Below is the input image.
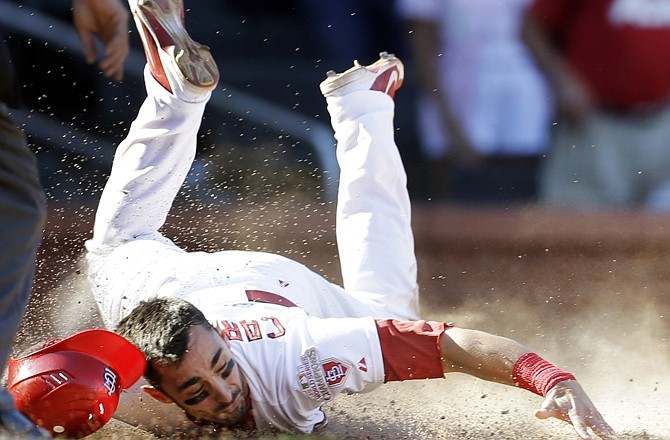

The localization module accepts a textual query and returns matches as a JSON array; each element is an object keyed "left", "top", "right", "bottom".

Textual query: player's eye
[
  {"left": 220, "top": 359, "right": 236, "bottom": 379},
  {"left": 184, "top": 387, "right": 209, "bottom": 406},
  {"left": 215, "top": 358, "right": 236, "bottom": 379}
]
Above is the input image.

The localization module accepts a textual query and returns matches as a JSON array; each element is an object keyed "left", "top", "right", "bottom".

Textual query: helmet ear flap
[{"left": 141, "top": 384, "right": 173, "bottom": 403}]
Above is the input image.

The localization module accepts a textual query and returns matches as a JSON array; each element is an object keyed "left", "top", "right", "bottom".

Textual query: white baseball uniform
[{"left": 85, "top": 69, "right": 440, "bottom": 433}]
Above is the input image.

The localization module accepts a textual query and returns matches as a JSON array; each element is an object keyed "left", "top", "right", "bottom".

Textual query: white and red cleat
[
  {"left": 129, "top": 0, "right": 219, "bottom": 96},
  {"left": 319, "top": 52, "right": 404, "bottom": 99}
]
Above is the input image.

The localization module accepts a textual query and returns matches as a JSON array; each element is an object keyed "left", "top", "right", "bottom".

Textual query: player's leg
[
  {"left": 85, "top": 0, "right": 219, "bottom": 326},
  {"left": 320, "top": 54, "right": 419, "bottom": 320},
  {"left": 89, "top": 0, "right": 218, "bottom": 249}
]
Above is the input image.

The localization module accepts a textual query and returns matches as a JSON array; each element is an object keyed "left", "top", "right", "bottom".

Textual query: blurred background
[
  {"left": 1, "top": 0, "right": 548, "bottom": 207},
  {"left": 1, "top": 0, "right": 419, "bottom": 206}
]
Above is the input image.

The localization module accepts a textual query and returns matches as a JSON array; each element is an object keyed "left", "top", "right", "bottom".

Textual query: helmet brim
[{"left": 13, "top": 329, "right": 146, "bottom": 390}]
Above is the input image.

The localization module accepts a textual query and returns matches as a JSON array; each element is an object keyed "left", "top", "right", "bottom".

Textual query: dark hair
[{"left": 116, "top": 297, "right": 212, "bottom": 386}]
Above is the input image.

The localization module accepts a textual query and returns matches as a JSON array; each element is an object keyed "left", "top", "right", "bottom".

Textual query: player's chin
[{"left": 209, "top": 400, "right": 248, "bottom": 427}]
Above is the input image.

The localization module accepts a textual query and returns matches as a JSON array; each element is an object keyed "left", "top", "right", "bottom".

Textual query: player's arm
[
  {"left": 440, "top": 327, "right": 617, "bottom": 439},
  {"left": 72, "top": 0, "right": 130, "bottom": 81},
  {"left": 440, "top": 326, "right": 526, "bottom": 383}
]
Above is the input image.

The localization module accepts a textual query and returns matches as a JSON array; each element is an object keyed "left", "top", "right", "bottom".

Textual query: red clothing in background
[{"left": 528, "top": 0, "right": 670, "bottom": 111}]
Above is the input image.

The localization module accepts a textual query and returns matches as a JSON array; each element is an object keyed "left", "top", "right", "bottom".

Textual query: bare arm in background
[
  {"left": 520, "top": 12, "right": 593, "bottom": 127},
  {"left": 405, "top": 18, "right": 481, "bottom": 166},
  {"left": 72, "top": 0, "right": 130, "bottom": 81}
]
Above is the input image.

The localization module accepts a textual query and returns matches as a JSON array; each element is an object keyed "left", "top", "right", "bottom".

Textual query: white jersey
[
  {"left": 205, "top": 301, "right": 384, "bottom": 432},
  {"left": 86, "top": 68, "right": 418, "bottom": 433}
]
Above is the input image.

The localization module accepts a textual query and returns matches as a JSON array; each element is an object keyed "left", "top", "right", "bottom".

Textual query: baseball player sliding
[{"left": 9, "top": 0, "right": 617, "bottom": 438}]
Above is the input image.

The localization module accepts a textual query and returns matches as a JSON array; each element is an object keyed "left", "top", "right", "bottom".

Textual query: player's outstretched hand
[
  {"left": 535, "top": 380, "right": 618, "bottom": 439},
  {"left": 72, "top": 0, "right": 129, "bottom": 81}
]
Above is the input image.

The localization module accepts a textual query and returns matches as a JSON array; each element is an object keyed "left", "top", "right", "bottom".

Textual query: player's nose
[{"left": 211, "top": 380, "right": 235, "bottom": 404}]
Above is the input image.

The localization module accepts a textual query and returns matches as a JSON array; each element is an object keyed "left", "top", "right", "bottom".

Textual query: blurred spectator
[
  {"left": 523, "top": 0, "right": 670, "bottom": 211},
  {"left": 296, "top": 0, "right": 406, "bottom": 68},
  {"left": 296, "top": 0, "right": 428, "bottom": 197},
  {"left": 396, "top": 0, "right": 552, "bottom": 203}
]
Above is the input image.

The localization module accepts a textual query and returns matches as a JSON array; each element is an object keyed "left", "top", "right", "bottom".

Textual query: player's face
[{"left": 153, "top": 324, "right": 250, "bottom": 427}]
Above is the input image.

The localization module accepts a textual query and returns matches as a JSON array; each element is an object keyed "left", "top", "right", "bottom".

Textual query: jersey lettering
[
  {"left": 217, "top": 320, "right": 243, "bottom": 341},
  {"left": 215, "top": 317, "right": 285, "bottom": 342},
  {"left": 262, "top": 316, "right": 286, "bottom": 338},
  {"left": 240, "top": 320, "right": 262, "bottom": 341}
]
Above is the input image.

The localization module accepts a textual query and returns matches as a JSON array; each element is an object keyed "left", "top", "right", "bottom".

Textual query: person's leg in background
[{"left": 0, "top": 103, "right": 48, "bottom": 437}]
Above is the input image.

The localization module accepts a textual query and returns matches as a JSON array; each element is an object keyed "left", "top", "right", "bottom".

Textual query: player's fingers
[
  {"left": 534, "top": 408, "right": 568, "bottom": 423},
  {"left": 78, "top": 31, "right": 97, "bottom": 64},
  {"left": 568, "top": 411, "right": 592, "bottom": 439},
  {"left": 533, "top": 408, "right": 550, "bottom": 420},
  {"left": 100, "top": 36, "right": 129, "bottom": 81},
  {"left": 99, "top": 51, "right": 125, "bottom": 80},
  {"left": 579, "top": 406, "right": 618, "bottom": 439},
  {"left": 100, "top": 61, "right": 123, "bottom": 82},
  {"left": 594, "top": 429, "right": 619, "bottom": 440},
  {"left": 590, "top": 418, "right": 618, "bottom": 439},
  {"left": 534, "top": 399, "right": 570, "bottom": 423}
]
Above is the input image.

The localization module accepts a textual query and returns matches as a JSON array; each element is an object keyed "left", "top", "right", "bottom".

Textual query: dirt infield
[{"left": 13, "top": 203, "right": 670, "bottom": 439}]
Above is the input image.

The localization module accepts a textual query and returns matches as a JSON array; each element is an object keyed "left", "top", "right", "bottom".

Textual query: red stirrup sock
[{"left": 512, "top": 352, "right": 576, "bottom": 396}]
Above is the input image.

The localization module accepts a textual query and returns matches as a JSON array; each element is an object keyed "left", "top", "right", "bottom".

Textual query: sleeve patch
[
  {"left": 297, "top": 347, "right": 332, "bottom": 402},
  {"left": 321, "top": 358, "right": 351, "bottom": 387}
]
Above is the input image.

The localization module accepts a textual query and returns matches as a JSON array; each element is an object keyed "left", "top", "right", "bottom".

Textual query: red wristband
[{"left": 512, "top": 352, "right": 576, "bottom": 396}]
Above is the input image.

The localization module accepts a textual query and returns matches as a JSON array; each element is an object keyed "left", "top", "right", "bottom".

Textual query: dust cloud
[{"left": 11, "top": 207, "right": 670, "bottom": 440}]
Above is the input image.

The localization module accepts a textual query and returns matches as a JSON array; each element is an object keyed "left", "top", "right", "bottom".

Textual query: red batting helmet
[{"left": 7, "top": 329, "right": 146, "bottom": 439}]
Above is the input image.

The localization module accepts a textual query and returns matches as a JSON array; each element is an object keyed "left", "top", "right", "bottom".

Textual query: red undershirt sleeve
[{"left": 375, "top": 319, "right": 450, "bottom": 383}]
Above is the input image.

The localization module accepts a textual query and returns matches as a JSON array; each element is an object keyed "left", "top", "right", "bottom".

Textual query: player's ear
[{"left": 141, "top": 385, "right": 174, "bottom": 404}]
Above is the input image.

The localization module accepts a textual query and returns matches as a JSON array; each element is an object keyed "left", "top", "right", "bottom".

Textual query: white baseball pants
[{"left": 86, "top": 68, "right": 419, "bottom": 327}]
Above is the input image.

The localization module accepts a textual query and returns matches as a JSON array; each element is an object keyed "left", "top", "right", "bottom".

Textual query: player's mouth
[{"left": 215, "top": 389, "right": 243, "bottom": 415}]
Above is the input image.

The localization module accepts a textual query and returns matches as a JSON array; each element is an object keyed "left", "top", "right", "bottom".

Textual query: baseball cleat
[
  {"left": 129, "top": 0, "right": 219, "bottom": 95},
  {"left": 319, "top": 52, "right": 404, "bottom": 99}
]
